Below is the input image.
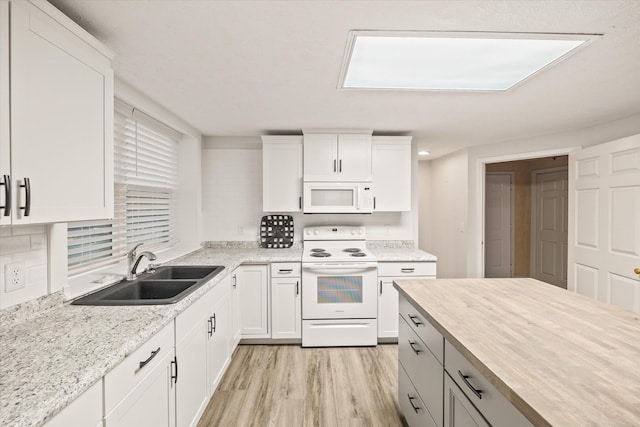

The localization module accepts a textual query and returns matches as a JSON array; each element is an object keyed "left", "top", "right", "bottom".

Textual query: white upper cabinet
[
  {"left": 372, "top": 136, "right": 412, "bottom": 211},
  {"left": 262, "top": 136, "right": 303, "bottom": 212},
  {"left": 0, "top": 1, "right": 113, "bottom": 225},
  {"left": 303, "top": 132, "right": 372, "bottom": 182}
]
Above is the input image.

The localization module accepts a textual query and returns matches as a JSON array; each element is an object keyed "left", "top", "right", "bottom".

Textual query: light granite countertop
[
  {"left": 0, "top": 242, "right": 435, "bottom": 427},
  {"left": 394, "top": 278, "right": 640, "bottom": 427}
]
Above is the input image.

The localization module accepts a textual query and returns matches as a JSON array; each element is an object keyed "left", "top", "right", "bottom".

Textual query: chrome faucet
[{"left": 126, "top": 243, "right": 157, "bottom": 280}]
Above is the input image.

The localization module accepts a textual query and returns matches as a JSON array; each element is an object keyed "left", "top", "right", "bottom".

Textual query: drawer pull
[
  {"left": 408, "top": 314, "right": 423, "bottom": 327},
  {"left": 0, "top": 175, "right": 10, "bottom": 216},
  {"left": 407, "top": 394, "right": 421, "bottom": 413},
  {"left": 136, "top": 347, "right": 160, "bottom": 373},
  {"left": 171, "top": 356, "right": 178, "bottom": 384},
  {"left": 408, "top": 340, "right": 422, "bottom": 355},
  {"left": 401, "top": 268, "right": 415, "bottom": 273},
  {"left": 278, "top": 269, "right": 293, "bottom": 274},
  {"left": 458, "top": 370, "right": 483, "bottom": 399}
]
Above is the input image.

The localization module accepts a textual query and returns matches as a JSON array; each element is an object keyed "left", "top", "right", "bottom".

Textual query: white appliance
[
  {"left": 303, "top": 182, "right": 374, "bottom": 214},
  {"left": 302, "top": 226, "right": 378, "bottom": 347}
]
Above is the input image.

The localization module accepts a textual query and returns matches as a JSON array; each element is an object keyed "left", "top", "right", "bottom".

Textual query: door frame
[
  {"left": 484, "top": 172, "right": 515, "bottom": 277},
  {"left": 530, "top": 166, "right": 569, "bottom": 281},
  {"left": 475, "top": 147, "right": 580, "bottom": 278}
]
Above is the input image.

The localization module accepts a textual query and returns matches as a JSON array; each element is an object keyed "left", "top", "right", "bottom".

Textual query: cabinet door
[
  {"left": 303, "top": 133, "right": 338, "bottom": 181},
  {"left": 231, "top": 272, "right": 241, "bottom": 349},
  {"left": 175, "top": 309, "right": 210, "bottom": 427},
  {"left": 207, "top": 292, "right": 231, "bottom": 395},
  {"left": 9, "top": 1, "right": 113, "bottom": 224},
  {"left": 45, "top": 381, "right": 102, "bottom": 427},
  {"left": 378, "top": 278, "right": 399, "bottom": 338},
  {"left": 262, "top": 137, "right": 303, "bottom": 212},
  {"left": 0, "top": 3, "right": 9, "bottom": 225},
  {"left": 337, "top": 134, "right": 372, "bottom": 181},
  {"left": 104, "top": 351, "right": 175, "bottom": 427},
  {"left": 372, "top": 137, "right": 412, "bottom": 211},
  {"left": 271, "top": 276, "right": 301, "bottom": 339},
  {"left": 444, "top": 374, "right": 490, "bottom": 427},
  {"left": 238, "top": 265, "right": 269, "bottom": 337}
]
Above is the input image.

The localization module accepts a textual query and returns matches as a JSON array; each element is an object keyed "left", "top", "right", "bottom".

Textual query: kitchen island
[{"left": 394, "top": 277, "right": 640, "bottom": 427}]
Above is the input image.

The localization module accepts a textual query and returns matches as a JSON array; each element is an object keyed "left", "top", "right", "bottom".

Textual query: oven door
[{"left": 302, "top": 262, "right": 378, "bottom": 319}]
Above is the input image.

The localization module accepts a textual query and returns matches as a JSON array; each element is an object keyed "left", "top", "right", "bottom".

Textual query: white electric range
[{"left": 301, "top": 226, "right": 378, "bottom": 347}]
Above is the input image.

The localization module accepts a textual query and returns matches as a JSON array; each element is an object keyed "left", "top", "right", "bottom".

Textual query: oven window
[{"left": 317, "top": 276, "right": 363, "bottom": 303}]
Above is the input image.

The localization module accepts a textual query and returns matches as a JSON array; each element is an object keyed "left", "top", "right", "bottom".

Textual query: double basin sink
[{"left": 72, "top": 265, "right": 225, "bottom": 306}]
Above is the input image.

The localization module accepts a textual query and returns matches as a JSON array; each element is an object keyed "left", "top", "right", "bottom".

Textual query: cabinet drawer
[
  {"left": 399, "top": 364, "right": 438, "bottom": 427},
  {"left": 378, "top": 261, "right": 436, "bottom": 277},
  {"left": 399, "top": 316, "right": 443, "bottom": 427},
  {"left": 104, "top": 322, "right": 174, "bottom": 415},
  {"left": 445, "top": 340, "right": 533, "bottom": 427},
  {"left": 271, "top": 262, "right": 301, "bottom": 277},
  {"left": 399, "top": 295, "right": 443, "bottom": 364}
]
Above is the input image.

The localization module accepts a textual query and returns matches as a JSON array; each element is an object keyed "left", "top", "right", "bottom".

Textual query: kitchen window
[{"left": 67, "top": 99, "right": 180, "bottom": 273}]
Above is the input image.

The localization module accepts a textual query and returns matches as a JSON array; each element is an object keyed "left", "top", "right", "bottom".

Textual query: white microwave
[{"left": 303, "top": 182, "right": 374, "bottom": 214}]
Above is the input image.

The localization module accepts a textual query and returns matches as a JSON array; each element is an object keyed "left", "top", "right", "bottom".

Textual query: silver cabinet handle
[
  {"left": 401, "top": 268, "right": 415, "bottom": 273},
  {"left": 408, "top": 314, "right": 423, "bottom": 327},
  {"left": 0, "top": 175, "right": 10, "bottom": 216},
  {"left": 136, "top": 347, "right": 160, "bottom": 373},
  {"left": 407, "top": 394, "right": 420, "bottom": 413},
  {"left": 458, "top": 370, "right": 483, "bottom": 399},
  {"left": 408, "top": 340, "right": 422, "bottom": 355}
]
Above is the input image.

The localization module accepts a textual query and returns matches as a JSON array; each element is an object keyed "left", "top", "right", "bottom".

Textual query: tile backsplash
[{"left": 0, "top": 225, "right": 48, "bottom": 309}]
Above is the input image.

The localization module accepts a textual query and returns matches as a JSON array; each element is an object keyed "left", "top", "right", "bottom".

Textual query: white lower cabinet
[
  {"left": 237, "top": 264, "right": 270, "bottom": 338},
  {"left": 231, "top": 270, "right": 241, "bottom": 349},
  {"left": 398, "top": 295, "right": 443, "bottom": 427},
  {"left": 399, "top": 294, "right": 532, "bottom": 427},
  {"left": 399, "top": 364, "right": 438, "bottom": 427},
  {"left": 104, "top": 323, "right": 175, "bottom": 427},
  {"left": 444, "top": 341, "right": 532, "bottom": 427},
  {"left": 45, "top": 380, "right": 103, "bottom": 427},
  {"left": 271, "top": 262, "right": 301, "bottom": 339},
  {"left": 175, "top": 293, "right": 210, "bottom": 427},
  {"left": 206, "top": 277, "right": 232, "bottom": 395},
  {"left": 378, "top": 261, "right": 436, "bottom": 339},
  {"left": 444, "top": 374, "right": 489, "bottom": 427}
]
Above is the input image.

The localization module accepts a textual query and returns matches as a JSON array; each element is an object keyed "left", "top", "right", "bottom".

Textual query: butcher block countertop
[{"left": 393, "top": 277, "right": 640, "bottom": 427}]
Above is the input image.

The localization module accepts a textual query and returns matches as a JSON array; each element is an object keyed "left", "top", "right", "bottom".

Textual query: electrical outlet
[{"left": 5, "top": 261, "right": 26, "bottom": 292}]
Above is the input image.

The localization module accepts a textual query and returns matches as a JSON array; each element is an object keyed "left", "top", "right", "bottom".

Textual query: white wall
[
  {"left": 418, "top": 160, "right": 431, "bottom": 252},
  {"left": 426, "top": 149, "right": 469, "bottom": 278},
  {"left": 0, "top": 225, "right": 48, "bottom": 309},
  {"left": 201, "top": 136, "right": 418, "bottom": 243},
  {"left": 425, "top": 112, "right": 640, "bottom": 279}
]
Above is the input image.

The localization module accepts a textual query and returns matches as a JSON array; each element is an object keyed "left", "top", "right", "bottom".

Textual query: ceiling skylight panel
[{"left": 341, "top": 32, "right": 593, "bottom": 91}]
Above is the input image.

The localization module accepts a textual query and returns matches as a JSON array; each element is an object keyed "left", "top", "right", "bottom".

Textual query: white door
[
  {"left": 271, "top": 277, "right": 302, "bottom": 339},
  {"left": 569, "top": 134, "right": 640, "bottom": 313},
  {"left": 303, "top": 133, "right": 338, "bottom": 181},
  {"left": 238, "top": 265, "right": 269, "bottom": 337},
  {"left": 337, "top": 133, "right": 372, "bottom": 181},
  {"left": 484, "top": 173, "right": 512, "bottom": 278},
  {"left": 532, "top": 169, "right": 568, "bottom": 288}
]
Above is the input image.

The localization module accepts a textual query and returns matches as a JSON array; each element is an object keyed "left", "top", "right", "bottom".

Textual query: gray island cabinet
[{"left": 394, "top": 277, "right": 640, "bottom": 427}]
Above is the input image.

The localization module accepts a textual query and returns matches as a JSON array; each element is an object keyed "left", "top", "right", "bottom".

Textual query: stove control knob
[
  {"left": 351, "top": 229, "right": 356, "bottom": 235},
  {"left": 313, "top": 230, "right": 319, "bottom": 235},
  {"left": 357, "top": 229, "right": 363, "bottom": 235}
]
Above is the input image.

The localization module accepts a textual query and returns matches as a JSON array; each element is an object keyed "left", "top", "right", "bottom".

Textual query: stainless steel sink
[{"left": 71, "top": 265, "right": 225, "bottom": 305}]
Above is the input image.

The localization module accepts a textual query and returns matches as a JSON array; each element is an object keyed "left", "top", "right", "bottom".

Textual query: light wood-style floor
[{"left": 197, "top": 344, "right": 404, "bottom": 427}]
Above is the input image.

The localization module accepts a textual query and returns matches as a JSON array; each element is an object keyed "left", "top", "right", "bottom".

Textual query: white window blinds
[{"left": 68, "top": 99, "right": 180, "bottom": 273}]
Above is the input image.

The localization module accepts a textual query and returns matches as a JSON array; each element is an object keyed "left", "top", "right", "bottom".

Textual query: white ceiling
[{"left": 50, "top": 0, "right": 640, "bottom": 158}]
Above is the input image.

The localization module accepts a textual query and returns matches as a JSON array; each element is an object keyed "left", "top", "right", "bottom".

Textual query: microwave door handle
[{"left": 356, "top": 186, "right": 360, "bottom": 210}]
